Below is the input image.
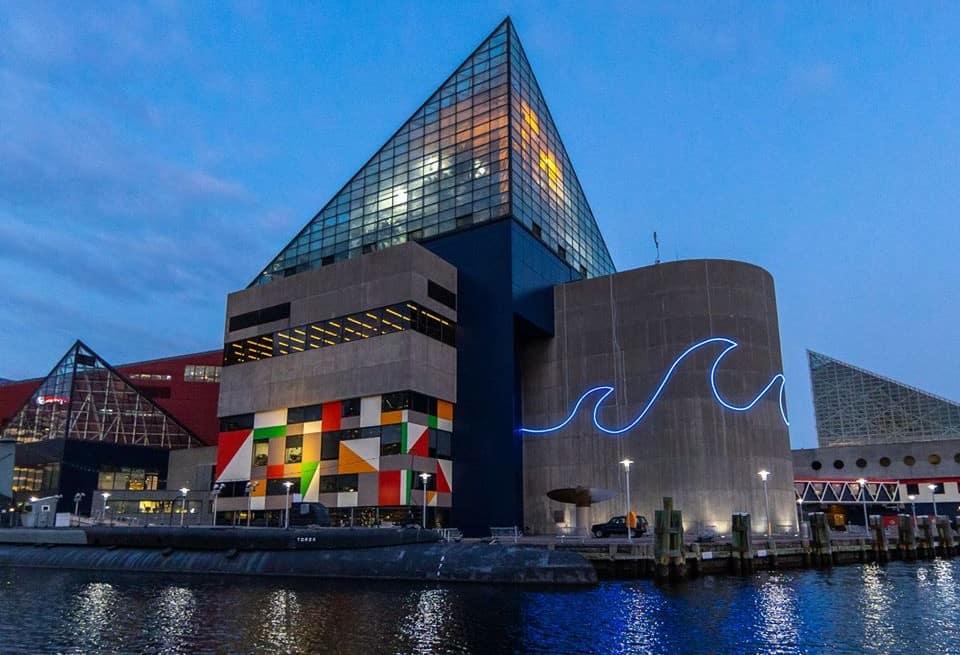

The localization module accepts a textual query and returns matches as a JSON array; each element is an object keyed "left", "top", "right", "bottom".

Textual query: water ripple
[{"left": 0, "top": 561, "right": 958, "bottom": 654}]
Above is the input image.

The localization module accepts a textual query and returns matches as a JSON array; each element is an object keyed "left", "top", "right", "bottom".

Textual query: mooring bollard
[
  {"left": 731, "top": 513, "right": 753, "bottom": 574},
  {"left": 809, "top": 513, "right": 832, "bottom": 566},
  {"left": 869, "top": 515, "right": 889, "bottom": 563}
]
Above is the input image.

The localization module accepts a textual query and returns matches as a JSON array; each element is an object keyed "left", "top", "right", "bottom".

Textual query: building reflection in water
[
  {"left": 397, "top": 587, "right": 450, "bottom": 654},
  {"left": 755, "top": 575, "right": 801, "bottom": 650},
  {"left": 257, "top": 589, "right": 303, "bottom": 653},
  {"left": 149, "top": 586, "right": 196, "bottom": 653},
  {"left": 68, "top": 582, "right": 120, "bottom": 650},
  {"left": 860, "top": 564, "right": 897, "bottom": 654}
]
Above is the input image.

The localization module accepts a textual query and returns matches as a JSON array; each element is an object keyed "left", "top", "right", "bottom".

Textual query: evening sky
[{"left": 2, "top": 2, "right": 958, "bottom": 447}]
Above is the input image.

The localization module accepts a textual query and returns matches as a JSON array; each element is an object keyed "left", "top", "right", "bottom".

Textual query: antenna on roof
[{"left": 653, "top": 231, "right": 661, "bottom": 265}]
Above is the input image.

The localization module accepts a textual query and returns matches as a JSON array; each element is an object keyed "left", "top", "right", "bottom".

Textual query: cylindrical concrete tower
[{"left": 521, "top": 259, "right": 795, "bottom": 536}]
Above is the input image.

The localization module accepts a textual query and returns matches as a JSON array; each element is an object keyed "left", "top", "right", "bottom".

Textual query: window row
[
  {"left": 316, "top": 472, "right": 438, "bottom": 494},
  {"left": 904, "top": 482, "right": 955, "bottom": 496},
  {"left": 128, "top": 372, "right": 172, "bottom": 382},
  {"left": 184, "top": 364, "right": 221, "bottom": 383},
  {"left": 811, "top": 452, "right": 960, "bottom": 470},
  {"left": 97, "top": 467, "right": 161, "bottom": 491},
  {"left": 224, "top": 301, "right": 455, "bottom": 366}
]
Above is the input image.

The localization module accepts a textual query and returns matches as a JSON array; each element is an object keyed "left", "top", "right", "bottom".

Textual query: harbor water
[{"left": 1, "top": 559, "right": 957, "bottom": 654}]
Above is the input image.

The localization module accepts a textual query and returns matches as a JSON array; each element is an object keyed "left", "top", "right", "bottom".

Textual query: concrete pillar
[{"left": 575, "top": 505, "right": 590, "bottom": 537}]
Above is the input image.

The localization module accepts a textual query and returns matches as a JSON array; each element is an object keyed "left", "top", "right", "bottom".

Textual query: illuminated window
[
  {"left": 184, "top": 365, "right": 221, "bottom": 383},
  {"left": 97, "top": 467, "right": 160, "bottom": 491},
  {"left": 285, "top": 436, "right": 303, "bottom": 464},
  {"left": 129, "top": 372, "right": 172, "bottom": 382},
  {"left": 223, "top": 301, "right": 455, "bottom": 366},
  {"left": 254, "top": 442, "right": 269, "bottom": 467}
]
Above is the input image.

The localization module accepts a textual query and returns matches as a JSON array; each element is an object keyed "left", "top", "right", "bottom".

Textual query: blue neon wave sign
[{"left": 520, "top": 337, "right": 789, "bottom": 435}]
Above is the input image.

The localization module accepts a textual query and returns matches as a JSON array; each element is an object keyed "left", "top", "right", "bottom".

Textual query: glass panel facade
[
  {"left": 250, "top": 19, "right": 614, "bottom": 287},
  {"left": 809, "top": 350, "right": 960, "bottom": 446},
  {"left": 97, "top": 466, "right": 161, "bottom": 491},
  {"left": 507, "top": 22, "right": 614, "bottom": 278},
  {"left": 0, "top": 342, "right": 201, "bottom": 449}
]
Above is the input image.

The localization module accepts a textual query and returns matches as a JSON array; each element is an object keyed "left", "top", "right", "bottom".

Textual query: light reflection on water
[{"left": 1, "top": 560, "right": 958, "bottom": 654}]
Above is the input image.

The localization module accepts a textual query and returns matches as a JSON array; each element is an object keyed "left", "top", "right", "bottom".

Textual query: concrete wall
[
  {"left": 167, "top": 445, "right": 218, "bottom": 492},
  {"left": 521, "top": 259, "right": 796, "bottom": 535},
  {"left": 220, "top": 241, "right": 458, "bottom": 416}
]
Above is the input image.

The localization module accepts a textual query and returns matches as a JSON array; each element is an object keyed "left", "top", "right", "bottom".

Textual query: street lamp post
[
  {"left": 245, "top": 481, "right": 256, "bottom": 527},
  {"left": 620, "top": 458, "right": 634, "bottom": 543},
  {"left": 758, "top": 470, "right": 771, "bottom": 539},
  {"left": 908, "top": 494, "right": 917, "bottom": 528},
  {"left": 178, "top": 488, "right": 190, "bottom": 527},
  {"left": 101, "top": 492, "right": 111, "bottom": 525},
  {"left": 211, "top": 483, "right": 223, "bottom": 526},
  {"left": 857, "top": 477, "right": 869, "bottom": 531},
  {"left": 419, "top": 472, "right": 431, "bottom": 529},
  {"left": 73, "top": 492, "right": 85, "bottom": 525},
  {"left": 796, "top": 497, "right": 803, "bottom": 528},
  {"left": 283, "top": 481, "right": 294, "bottom": 529},
  {"left": 928, "top": 483, "right": 939, "bottom": 519}
]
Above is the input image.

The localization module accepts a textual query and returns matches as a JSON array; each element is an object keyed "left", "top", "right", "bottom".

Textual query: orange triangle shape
[{"left": 338, "top": 441, "right": 377, "bottom": 474}]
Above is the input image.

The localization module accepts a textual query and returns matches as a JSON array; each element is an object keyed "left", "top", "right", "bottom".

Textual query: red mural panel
[
  {"left": 266, "top": 464, "right": 285, "bottom": 479},
  {"left": 379, "top": 470, "right": 401, "bottom": 505},
  {"left": 322, "top": 401, "right": 341, "bottom": 431},
  {"left": 409, "top": 426, "right": 429, "bottom": 457},
  {"left": 436, "top": 461, "right": 451, "bottom": 493},
  {"left": 216, "top": 430, "right": 250, "bottom": 478}
]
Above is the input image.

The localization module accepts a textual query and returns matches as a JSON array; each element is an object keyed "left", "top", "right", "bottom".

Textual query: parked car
[{"left": 592, "top": 515, "right": 648, "bottom": 538}]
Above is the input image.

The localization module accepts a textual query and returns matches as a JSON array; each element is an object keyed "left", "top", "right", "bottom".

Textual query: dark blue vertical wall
[{"left": 424, "top": 219, "right": 578, "bottom": 535}]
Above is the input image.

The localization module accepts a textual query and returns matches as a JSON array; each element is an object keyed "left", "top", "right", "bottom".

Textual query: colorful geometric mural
[{"left": 216, "top": 390, "right": 453, "bottom": 512}]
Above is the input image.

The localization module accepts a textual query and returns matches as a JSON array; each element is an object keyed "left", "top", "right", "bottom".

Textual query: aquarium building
[{"left": 213, "top": 19, "right": 797, "bottom": 535}]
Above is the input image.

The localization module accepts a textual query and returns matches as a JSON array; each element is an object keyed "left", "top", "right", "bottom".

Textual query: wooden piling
[
  {"left": 809, "top": 513, "right": 832, "bottom": 566},
  {"left": 936, "top": 517, "right": 956, "bottom": 557},
  {"left": 731, "top": 513, "right": 753, "bottom": 574},
  {"left": 897, "top": 514, "right": 917, "bottom": 561},
  {"left": 654, "top": 497, "right": 685, "bottom": 580},
  {"left": 869, "top": 515, "right": 889, "bottom": 563}
]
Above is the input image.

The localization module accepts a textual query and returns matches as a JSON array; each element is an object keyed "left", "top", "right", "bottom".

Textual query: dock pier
[{"left": 519, "top": 509, "right": 958, "bottom": 581}]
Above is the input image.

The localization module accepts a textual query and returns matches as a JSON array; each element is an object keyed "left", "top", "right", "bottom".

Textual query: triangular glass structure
[
  {"left": 251, "top": 18, "right": 614, "bottom": 287},
  {"left": 809, "top": 350, "right": 960, "bottom": 447},
  {"left": 1, "top": 341, "right": 200, "bottom": 449}
]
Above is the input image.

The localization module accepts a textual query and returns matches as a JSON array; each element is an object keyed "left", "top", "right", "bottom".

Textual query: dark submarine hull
[{"left": 0, "top": 527, "right": 596, "bottom": 585}]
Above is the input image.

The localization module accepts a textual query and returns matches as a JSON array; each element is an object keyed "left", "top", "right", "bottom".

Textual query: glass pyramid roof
[
  {"left": 251, "top": 18, "right": 614, "bottom": 287},
  {"left": 809, "top": 350, "right": 960, "bottom": 446},
  {"left": 1, "top": 341, "right": 200, "bottom": 449}
]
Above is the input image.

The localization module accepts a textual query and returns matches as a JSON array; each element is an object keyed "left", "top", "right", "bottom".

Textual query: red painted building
[{"left": 0, "top": 349, "right": 222, "bottom": 446}]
